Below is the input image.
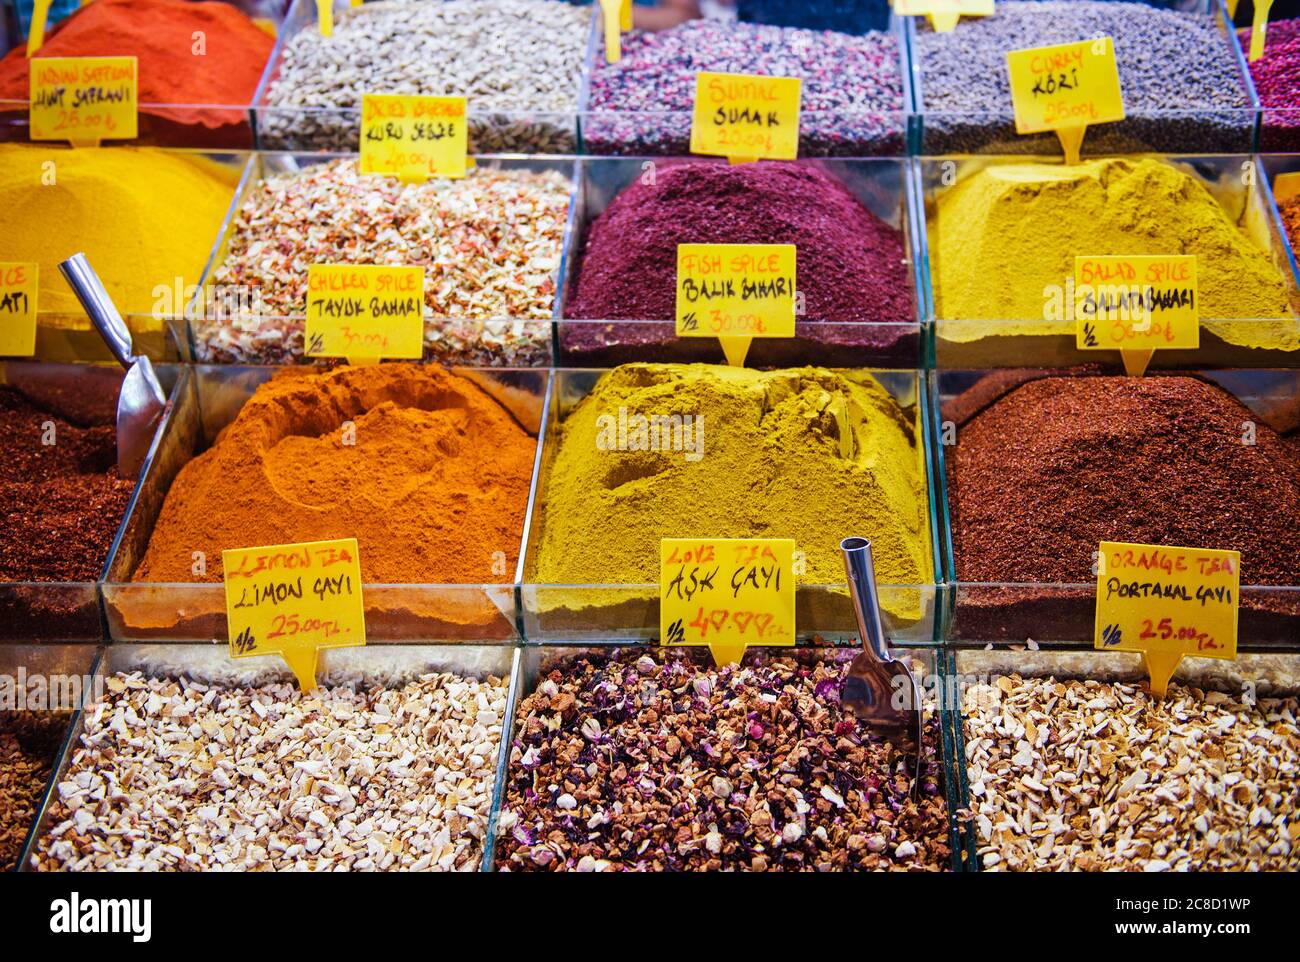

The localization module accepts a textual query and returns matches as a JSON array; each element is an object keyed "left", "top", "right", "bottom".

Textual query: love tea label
[
  {"left": 690, "top": 72, "right": 802, "bottom": 162},
  {"left": 1094, "top": 541, "right": 1239, "bottom": 698},
  {"left": 29, "top": 56, "right": 138, "bottom": 144},
  {"left": 0, "top": 263, "right": 38, "bottom": 357},
  {"left": 675, "top": 243, "right": 796, "bottom": 367},
  {"left": 1005, "top": 38, "right": 1123, "bottom": 161},
  {"left": 1075, "top": 255, "right": 1199, "bottom": 352},
  {"left": 305, "top": 264, "right": 424, "bottom": 362},
  {"left": 660, "top": 538, "right": 796, "bottom": 667},
  {"left": 360, "top": 94, "right": 468, "bottom": 182},
  {"left": 224, "top": 539, "right": 366, "bottom": 691},
  {"left": 894, "top": 0, "right": 994, "bottom": 32}
]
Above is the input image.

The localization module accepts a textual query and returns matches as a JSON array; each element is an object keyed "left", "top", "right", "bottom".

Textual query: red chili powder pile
[
  {"left": 561, "top": 161, "right": 915, "bottom": 364},
  {"left": 0, "top": 0, "right": 275, "bottom": 145},
  {"left": 0, "top": 386, "right": 133, "bottom": 582}
]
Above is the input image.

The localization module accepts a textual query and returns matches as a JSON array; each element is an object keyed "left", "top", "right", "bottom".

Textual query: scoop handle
[
  {"left": 841, "top": 536, "right": 890, "bottom": 662},
  {"left": 58, "top": 253, "right": 134, "bottom": 370}
]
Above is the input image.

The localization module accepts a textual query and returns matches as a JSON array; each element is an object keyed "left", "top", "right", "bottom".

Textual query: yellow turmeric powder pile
[
  {"left": 134, "top": 364, "right": 536, "bottom": 585},
  {"left": 534, "top": 364, "right": 933, "bottom": 599},
  {"left": 932, "top": 157, "right": 1298, "bottom": 351},
  {"left": 0, "top": 145, "right": 235, "bottom": 318}
]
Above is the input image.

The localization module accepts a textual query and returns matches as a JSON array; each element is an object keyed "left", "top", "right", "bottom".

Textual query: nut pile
[
  {"left": 915, "top": 2, "right": 1252, "bottom": 154},
  {"left": 31, "top": 670, "right": 507, "bottom": 871},
  {"left": 196, "top": 159, "right": 570, "bottom": 366},
  {"left": 585, "top": 19, "right": 905, "bottom": 156},
  {"left": 963, "top": 675, "right": 1300, "bottom": 871},
  {"left": 496, "top": 650, "right": 952, "bottom": 871},
  {"left": 1, "top": 711, "right": 69, "bottom": 871},
  {"left": 261, "top": 0, "right": 588, "bottom": 152}
]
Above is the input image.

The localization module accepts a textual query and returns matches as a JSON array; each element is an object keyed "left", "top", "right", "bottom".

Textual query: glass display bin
[
  {"left": 519, "top": 367, "right": 942, "bottom": 644},
  {"left": 181, "top": 152, "right": 580, "bottom": 369},
  {"left": 0, "top": 361, "right": 184, "bottom": 641},
  {"left": 919, "top": 154, "right": 1300, "bottom": 369},
  {"left": 556, "top": 156, "right": 926, "bottom": 370},
  {"left": 100, "top": 364, "right": 550, "bottom": 643},
  {"left": 931, "top": 367, "right": 1300, "bottom": 645}
]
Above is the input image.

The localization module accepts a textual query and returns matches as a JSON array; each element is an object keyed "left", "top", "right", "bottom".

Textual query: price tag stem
[
  {"left": 929, "top": 12, "right": 961, "bottom": 31},
  {"left": 599, "top": 0, "right": 622, "bottom": 64},
  {"left": 1056, "top": 124, "right": 1086, "bottom": 166},
  {"left": 1143, "top": 650, "right": 1184, "bottom": 699},
  {"left": 26, "top": 0, "right": 51, "bottom": 56},
  {"left": 1249, "top": 0, "right": 1274, "bottom": 62},
  {"left": 1121, "top": 348, "right": 1154, "bottom": 377},
  {"left": 317, "top": 0, "right": 333, "bottom": 38},
  {"left": 719, "top": 335, "right": 751, "bottom": 367}
]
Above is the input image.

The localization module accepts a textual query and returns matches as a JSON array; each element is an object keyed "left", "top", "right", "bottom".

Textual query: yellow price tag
[
  {"left": 1275, "top": 171, "right": 1300, "bottom": 206},
  {"left": 1249, "top": 0, "right": 1274, "bottom": 63},
  {"left": 690, "top": 71, "right": 802, "bottom": 164},
  {"left": 29, "top": 56, "right": 138, "bottom": 145},
  {"left": 676, "top": 243, "right": 796, "bottom": 367},
  {"left": 894, "top": 0, "right": 993, "bottom": 33},
  {"left": 0, "top": 263, "right": 38, "bottom": 357},
  {"left": 224, "top": 538, "right": 367, "bottom": 692},
  {"left": 661, "top": 538, "right": 795, "bottom": 667},
  {"left": 305, "top": 264, "right": 424, "bottom": 364},
  {"left": 360, "top": 94, "right": 468, "bottom": 182},
  {"left": 1005, "top": 38, "right": 1124, "bottom": 164},
  {"left": 620, "top": 0, "right": 632, "bottom": 30},
  {"left": 1095, "top": 541, "right": 1239, "bottom": 698},
  {"left": 1075, "top": 255, "right": 1198, "bottom": 376},
  {"left": 317, "top": 0, "right": 333, "bottom": 37}
]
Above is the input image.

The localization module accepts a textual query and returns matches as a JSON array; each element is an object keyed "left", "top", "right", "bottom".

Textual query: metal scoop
[
  {"left": 57, "top": 253, "right": 166, "bottom": 479},
  {"left": 840, "top": 536, "right": 923, "bottom": 796}
]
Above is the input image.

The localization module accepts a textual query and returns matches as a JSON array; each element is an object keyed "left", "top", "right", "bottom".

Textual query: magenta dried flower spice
[{"left": 495, "top": 649, "right": 952, "bottom": 872}]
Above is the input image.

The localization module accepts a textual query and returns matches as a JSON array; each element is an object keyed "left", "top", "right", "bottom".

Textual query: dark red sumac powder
[
  {"left": 561, "top": 161, "right": 916, "bottom": 365},
  {"left": 0, "top": 387, "right": 133, "bottom": 583},
  {"left": 947, "top": 375, "right": 1300, "bottom": 641}
]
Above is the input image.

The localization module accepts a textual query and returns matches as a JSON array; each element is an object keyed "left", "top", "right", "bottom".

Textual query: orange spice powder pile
[{"left": 134, "top": 364, "right": 536, "bottom": 584}]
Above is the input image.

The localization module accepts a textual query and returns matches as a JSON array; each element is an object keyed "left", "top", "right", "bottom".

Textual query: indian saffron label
[
  {"left": 224, "top": 538, "right": 367, "bottom": 692},
  {"left": 0, "top": 262, "right": 38, "bottom": 357},
  {"left": 661, "top": 538, "right": 796, "bottom": 667},
  {"left": 305, "top": 264, "right": 425, "bottom": 361},
  {"left": 1094, "top": 541, "right": 1239, "bottom": 697},
  {"left": 675, "top": 244, "right": 796, "bottom": 366},
  {"left": 1075, "top": 255, "right": 1199, "bottom": 351},
  {"left": 1005, "top": 38, "right": 1124, "bottom": 134},
  {"left": 359, "top": 94, "right": 468, "bottom": 181},
  {"left": 29, "top": 56, "right": 138, "bottom": 144},
  {"left": 893, "top": 0, "right": 993, "bottom": 32},
  {"left": 690, "top": 72, "right": 802, "bottom": 162}
]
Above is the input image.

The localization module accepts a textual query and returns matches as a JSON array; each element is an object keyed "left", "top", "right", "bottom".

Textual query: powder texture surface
[
  {"left": 932, "top": 158, "right": 1297, "bottom": 351},
  {"left": 135, "top": 365, "right": 535, "bottom": 584},
  {"left": 0, "top": 387, "right": 132, "bottom": 582},
  {"left": 1283, "top": 193, "right": 1300, "bottom": 267},
  {"left": 534, "top": 364, "right": 932, "bottom": 592},
  {"left": 0, "top": 0, "right": 273, "bottom": 140},
  {"left": 0, "top": 145, "right": 235, "bottom": 317},
  {"left": 948, "top": 376, "right": 1300, "bottom": 590},
  {"left": 563, "top": 162, "right": 914, "bottom": 361}
]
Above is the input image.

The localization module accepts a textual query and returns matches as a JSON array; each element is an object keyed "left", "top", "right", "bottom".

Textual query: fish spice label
[{"left": 675, "top": 244, "right": 796, "bottom": 338}]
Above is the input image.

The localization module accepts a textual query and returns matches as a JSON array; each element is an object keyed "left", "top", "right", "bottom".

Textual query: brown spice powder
[
  {"left": 0, "top": 711, "right": 69, "bottom": 871},
  {"left": 0, "top": 387, "right": 133, "bottom": 583}
]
